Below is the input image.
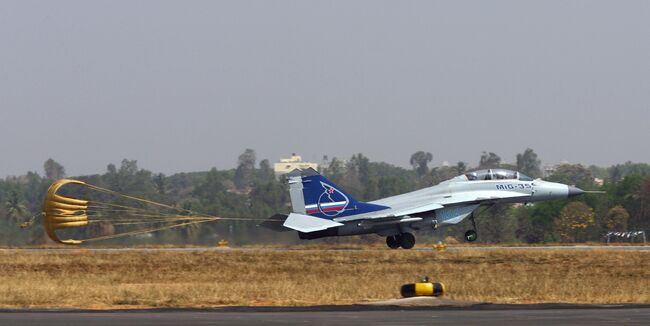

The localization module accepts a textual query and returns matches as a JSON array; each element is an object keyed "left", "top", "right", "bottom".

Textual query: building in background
[
  {"left": 543, "top": 160, "right": 570, "bottom": 178},
  {"left": 274, "top": 154, "right": 318, "bottom": 178}
]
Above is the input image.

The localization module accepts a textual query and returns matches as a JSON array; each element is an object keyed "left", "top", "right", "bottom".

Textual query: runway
[{"left": 1, "top": 305, "right": 650, "bottom": 326}]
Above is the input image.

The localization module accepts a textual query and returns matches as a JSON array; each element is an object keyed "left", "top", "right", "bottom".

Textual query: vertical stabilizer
[
  {"left": 290, "top": 168, "right": 389, "bottom": 220},
  {"left": 288, "top": 169, "right": 306, "bottom": 214}
]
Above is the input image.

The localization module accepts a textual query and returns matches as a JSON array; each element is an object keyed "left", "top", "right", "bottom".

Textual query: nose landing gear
[
  {"left": 386, "top": 232, "right": 416, "bottom": 249},
  {"left": 464, "top": 213, "right": 478, "bottom": 242},
  {"left": 464, "top": 230, "right": 478, "bottom": 242}
]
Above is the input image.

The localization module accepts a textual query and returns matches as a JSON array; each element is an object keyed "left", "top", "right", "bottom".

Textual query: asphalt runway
[{"left": 1, "top": 306, "right": 650, "bottom": 326}]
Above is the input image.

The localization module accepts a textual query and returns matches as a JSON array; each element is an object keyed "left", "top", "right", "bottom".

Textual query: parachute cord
[
  {"left": 93, "top": 220, "right": 191, "bottom": 226},
  {"left": 87, "top": 211, "right": 202, "bottom": 220},
  {"left": 87, "top": 201, "right": 212, "bottom": 220},
  {"left": 88, "top": 216, "right": 216, "bottom": 224},
  {"left": 87, "top": 207, "right": 247, "bottom": 221},
  {"left": 82, "top": 218, "right": 219, "bottom": 242},
  {"left": 90, "top": 218, "right": 215, "bottom": 226},
  {"left": 87, "top": 208, "right": 166, "bottom": 214},
  {"left": 86, "top": 199, "right": 267, "bottom": 221},
  {"left": 88, "top": 201, "right": 171, "bottom": 214},
  {"left": 84, "top": 184, "right": 201, "bottom": 216},
  {"left": 87, "top": 214, "right": 266, "bottom": 223},
  {"left": 42, "top": 180, "right": 268, "bottom": 244}
]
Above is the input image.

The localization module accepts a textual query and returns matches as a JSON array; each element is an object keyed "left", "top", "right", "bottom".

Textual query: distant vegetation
[{"left": 1, "top": 148, "right": 650, "bottom": 246}]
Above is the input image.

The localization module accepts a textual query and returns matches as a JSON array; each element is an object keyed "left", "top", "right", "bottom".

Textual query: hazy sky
[{"left": 1, "top": 0, "right": 649, "bottom": 177}]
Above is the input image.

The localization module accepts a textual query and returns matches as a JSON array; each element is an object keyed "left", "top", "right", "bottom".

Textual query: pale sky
[{"left": 1, "top": 0, "right": 649, "bottom": 177}]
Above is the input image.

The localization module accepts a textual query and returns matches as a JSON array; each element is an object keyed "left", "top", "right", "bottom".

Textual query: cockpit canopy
[{"left": 464, "top": 169, "right": 533, "bottom": 181}]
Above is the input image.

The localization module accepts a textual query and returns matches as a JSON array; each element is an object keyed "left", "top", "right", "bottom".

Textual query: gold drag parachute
[
  {"left": 41, "top": 179, "right": 261, "bottom": 245},
  {"left": 43, "top": 179, "right": 90, "bottom": 244}
]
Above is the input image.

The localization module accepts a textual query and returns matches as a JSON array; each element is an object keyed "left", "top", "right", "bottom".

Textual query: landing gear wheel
[
  {"left": 386, "top": 235, "right": 400, "bottom": 249},
  {"left": 464, "top": 230, "right": 478, "bottom": 242},
  {"left": 399, "top": 232, "right": 416, "bottom": 249}
]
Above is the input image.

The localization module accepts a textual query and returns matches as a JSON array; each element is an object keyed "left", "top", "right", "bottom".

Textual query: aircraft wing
[
  {"left": 433, "top": 191, "right": 531, "bottom": 206},
  {"left": 340, "top": 190, "right": 530, "bottom": 222},
  {"left": 384, "top": 202, "right": 444, "bottom": 217}
]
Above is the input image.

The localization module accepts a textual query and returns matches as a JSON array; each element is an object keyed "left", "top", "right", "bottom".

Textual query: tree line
[{"left": 1, "top": 149, "right": 649, "bottom": 246}]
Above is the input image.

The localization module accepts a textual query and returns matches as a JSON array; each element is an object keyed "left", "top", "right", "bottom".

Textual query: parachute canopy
[
  {"left": 43, "top": 179, "right": 89, "bottom": 245},
  {"left": 41, "top": 179, "right": 262, "bottom": 245}
]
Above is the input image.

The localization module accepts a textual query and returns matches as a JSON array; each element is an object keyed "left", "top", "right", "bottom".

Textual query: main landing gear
[
  {"left": 386, "top": 232, "right": 416, "bottom": 249},
  {"left": 464, "top": 213, "right": 478, "bottom": 242}
]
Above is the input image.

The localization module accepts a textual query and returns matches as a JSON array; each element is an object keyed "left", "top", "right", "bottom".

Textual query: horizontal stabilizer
[{"left": 283, "top": 213, "right": 343, "bottom": 233}]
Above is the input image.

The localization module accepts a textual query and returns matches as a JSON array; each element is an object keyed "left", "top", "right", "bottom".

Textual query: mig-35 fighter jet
[{"left": 262, "top": 168, "right": 584, "bottom": 249}]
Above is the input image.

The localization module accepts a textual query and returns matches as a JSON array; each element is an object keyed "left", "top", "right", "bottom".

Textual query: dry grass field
[{"left": 0, "top": 247, "right": 648, "bottom": 309}]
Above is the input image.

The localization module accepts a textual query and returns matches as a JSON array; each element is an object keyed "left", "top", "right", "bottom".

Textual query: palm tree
[{"left": 5, "top": 191, "right": 27, "bottom": 223}]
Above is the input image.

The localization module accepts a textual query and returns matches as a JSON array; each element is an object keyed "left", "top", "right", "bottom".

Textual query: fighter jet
[{"left": 262, "top": 168, "right": 585, "bottom": 249}]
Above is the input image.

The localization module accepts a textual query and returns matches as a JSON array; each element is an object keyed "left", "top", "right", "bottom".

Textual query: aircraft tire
[
  {"left": 464, "top": 230, "right": 478, "bottom": 242},
  {"left": 399, "top": 232, "right": 416, "bottom": 249},
  {"left": 386, "top": 235, "right": 400, "bottom": 249}
]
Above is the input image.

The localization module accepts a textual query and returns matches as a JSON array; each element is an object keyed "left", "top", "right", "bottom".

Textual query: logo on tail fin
[{"left": 305, "top": 182, "right": 349, "bottom": 216}]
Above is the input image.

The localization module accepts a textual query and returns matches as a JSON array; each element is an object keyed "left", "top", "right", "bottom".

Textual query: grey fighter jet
[{"left": 262, "top": 168, "right": 584, "bottom": 249}]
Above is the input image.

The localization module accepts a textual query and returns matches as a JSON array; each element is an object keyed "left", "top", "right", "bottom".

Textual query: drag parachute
[
  {"left": 43, "top": 179, "right": 90, "bottom": 244},
  {"left": 40, "top": 179, "right": 259, "bottom": 245}
]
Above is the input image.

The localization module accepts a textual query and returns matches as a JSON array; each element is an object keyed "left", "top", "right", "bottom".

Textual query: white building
[{"left": 274, "top": 154, "right": 318, "bottom": 178}]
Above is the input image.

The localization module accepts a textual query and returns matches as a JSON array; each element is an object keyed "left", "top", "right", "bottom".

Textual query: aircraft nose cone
[{"left": 568, "top": 186, "right": 585, "bottom": 198}]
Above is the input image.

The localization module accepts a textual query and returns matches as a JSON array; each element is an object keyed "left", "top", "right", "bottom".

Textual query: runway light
[
  {"left": 400, "top": 276, "right": 446, "bottom": 297},
  {"left": 433, "top": 242, "right": 448, "bottom": 252}
]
